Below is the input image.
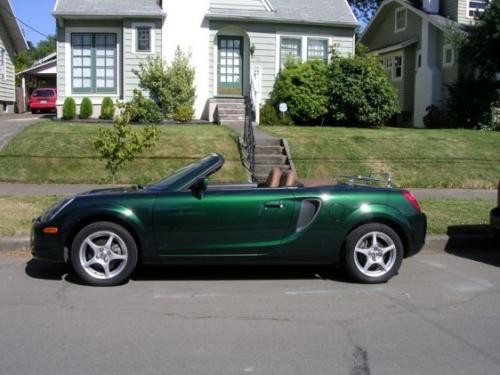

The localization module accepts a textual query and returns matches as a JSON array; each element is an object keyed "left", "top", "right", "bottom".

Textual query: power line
[{"left": 0, "top": 3, "right": 50, "bottom": 40}]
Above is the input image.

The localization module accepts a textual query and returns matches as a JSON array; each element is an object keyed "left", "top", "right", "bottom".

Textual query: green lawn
[
  {"left": 266, "top": 126, "right": 500, "bottom": 189},
  {"left": 0, "top": 122, "right": 247, "bottom": 184},
  {"left": 0, "top": 196, "right": 494, "bottom": 237}
]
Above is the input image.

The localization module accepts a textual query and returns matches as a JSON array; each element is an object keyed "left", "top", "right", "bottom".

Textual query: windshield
[
  {"left": 144, "top": 154, "right": 223, "bottom": 192},
  {"left": 33, "top": 90, "right": 55, "bottom": 98}
]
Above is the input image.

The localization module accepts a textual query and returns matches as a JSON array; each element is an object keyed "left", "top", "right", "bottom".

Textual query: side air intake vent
[{"left": 296, "top": 199, "right": 321, "bottom": 232}]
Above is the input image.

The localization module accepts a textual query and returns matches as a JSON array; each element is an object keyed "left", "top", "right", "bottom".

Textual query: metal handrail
[{"left": 243, "top": 96, "right": 256, "bottom": 180}]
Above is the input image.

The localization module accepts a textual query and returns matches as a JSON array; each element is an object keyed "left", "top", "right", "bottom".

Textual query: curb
[{"left": 0, "top": 234, "right": 496, "bottom": 257}]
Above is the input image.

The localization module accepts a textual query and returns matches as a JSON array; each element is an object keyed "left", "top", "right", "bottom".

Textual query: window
[
  {"left": 72, "top": 33, "right": 117, "bottom": 94},
  {"left": 136, "top": 27, "right": 151, "bottom": 52},
  {"left": 280, "top": 37, "right": 302, "bottom": 66},
  {"left": 395, "top": 7, "right": 407, "bottom": 32},
  {"left": 392, "top": 55, "right": 403, "bottom": 81},
  {"left": 443, "top": 44, "right": 454, "bottom": 67},
  {"left": 467, "top": 0, "right": 488, "bottom": 18},
  {"left": 0, "top": 47, "right": 6, "bottom": 80},
  {"left": 307, "top": 38, "right": 328, "bottom": 62}
]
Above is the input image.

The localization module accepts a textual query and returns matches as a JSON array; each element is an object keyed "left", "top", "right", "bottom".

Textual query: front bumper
[
  {"left": 31, "top": 217, "right": 66, "bottom": 263},
  {"left": 491, "top": 207, "right": 500, "bottom": 230}
]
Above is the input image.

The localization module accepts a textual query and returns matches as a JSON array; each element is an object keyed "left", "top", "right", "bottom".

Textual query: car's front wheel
[
  {"left": 342, "top": 223, "right": 403, "bottom": 284},
  {"left": 71, "top": 222, "right": 138, "bottom": 286}
]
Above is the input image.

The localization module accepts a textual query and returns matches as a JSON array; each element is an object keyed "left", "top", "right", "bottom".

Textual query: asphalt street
[{"left": 1, "top": 252, "right": 499, "bottom": 375}]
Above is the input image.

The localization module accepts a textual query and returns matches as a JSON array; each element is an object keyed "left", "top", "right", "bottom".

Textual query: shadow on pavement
[
  {"left": 25, "top": 259, "right": 348, "bottom": 286},
  {"left": 445, "top": 225, "right": 499, "bottom": 267}
]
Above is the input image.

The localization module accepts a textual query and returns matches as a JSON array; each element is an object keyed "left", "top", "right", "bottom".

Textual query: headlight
[{"left": 41, "top": 197, "right": 75, "bottom": 222}]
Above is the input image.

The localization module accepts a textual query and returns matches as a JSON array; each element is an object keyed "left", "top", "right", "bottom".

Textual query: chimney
[{"left": 422, "top": 0, "right": 439, "bottom": 14}]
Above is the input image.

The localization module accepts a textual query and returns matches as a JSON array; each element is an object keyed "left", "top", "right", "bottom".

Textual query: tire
[
  {"left": 341, "top": 223, "right": 404, "bottom": 284},
  {"left": 31, "top": 109, "right": 37, "bottom": 114},
  {"left": 70, "top": 222, "right": 138, "bottom": 286}
]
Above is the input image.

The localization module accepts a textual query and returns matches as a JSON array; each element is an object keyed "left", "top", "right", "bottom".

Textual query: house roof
[
  {"left": 207, "top": 0, "right": 359, "bottom": 28},
  {"left": 53, "top": 0, "right": 166, "bottom": 18},
  {"left": 359, "top": 0, "right": 459, "bottom": 45},
  {"left": 0, "top": 0, "right": 28, "bottom": 53}
]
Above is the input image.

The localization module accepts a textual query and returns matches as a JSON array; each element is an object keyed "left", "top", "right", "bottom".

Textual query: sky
[{"left": 10, "top": 0, "right": 56, "bottom": 45}]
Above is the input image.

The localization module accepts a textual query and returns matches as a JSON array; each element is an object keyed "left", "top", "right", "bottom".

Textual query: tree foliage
[
  {"left": 460, "top": 0, "right": 500, "bottom": 78},
  {"left": 100, "top": 97, "right": 116, "bottom": 120},
  {"left": 79, "top": 97, "right": 93, "bottom": 119},
  {"left": 125, "top": 90, "right": 163, "bottom": 124},
  {"left": 15, "top": 35, "right": 56, "bottom": 73},
  {"left": 92, "top": 108, "right": 160, "bottom": 183},
  {"left": 62, "top": 97, "right": 76, "bottom": 120},
  {"left": 134, "top": 47, "right": 196, "bottom": 117}
]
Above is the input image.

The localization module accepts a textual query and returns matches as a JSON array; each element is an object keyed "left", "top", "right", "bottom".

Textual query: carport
[{"left": 16, "top": 53, "right": 56, "bottom": 113}]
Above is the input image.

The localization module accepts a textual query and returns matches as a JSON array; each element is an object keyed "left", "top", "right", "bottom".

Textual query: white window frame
[
  {"left": 132, "top": 22, "right": 155, "bottom": 54},
  {"left": 392, "top": 54, "right": 403, "bottom": 81},
  {"left": 0, "top": 48, "right": 6, "bottom": 81},
  {"left": 442, "top": 44, "right": 454, "bottom": 67},
  {"left": 466, "top": 0, "right": 488, "bottom": 18},
  {"left": 64, "top": 26, "right": 122, "bottom": 99},
  {"left": 394, "top": 7, "right": 407, "bottom": 33},
  {"left": 275, "top": 33, "right": 333, "bottom": 73}
]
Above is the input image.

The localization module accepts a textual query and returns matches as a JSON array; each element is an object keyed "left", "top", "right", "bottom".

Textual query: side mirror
[{"left": 192, "top": 177, "right": 208, "bottom": 198}]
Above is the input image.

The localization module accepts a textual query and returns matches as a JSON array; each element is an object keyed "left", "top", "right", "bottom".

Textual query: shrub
[
  {"left": 328, "top": 55, "right": 399, "bottom": 127},
  {"left": 271, "top": 60, "right": 329, "bottom": 124},
  {"left": 446, "top": 80, "right": 498, "bottom": 129},
  {"left": 135, "top": 47, "right": 196, "bottom": 117},
  {"left": 79, "top": 97, "right": 93, "bottom": 119},
  {"left": 260, "top": 102, "right": 294, "bottom": 126},
  {"left": 423, "top": 105, "right": 452, "bottom": 129},
  {"left": 173, "top": 104, "right": 194, "bottom": 123},
  {"left": 62, "top": 97, "right": 76, "bottom": 120},
  {"left": 100, "top": 97, "right": 115, "bottom": 120},
  {"left": 125, "top": 90, "right": 163, "bottom": 124}
]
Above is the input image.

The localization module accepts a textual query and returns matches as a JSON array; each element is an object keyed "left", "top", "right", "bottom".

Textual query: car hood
[{"left": 77, "top": 186, "right": 142, "bottom": 197}]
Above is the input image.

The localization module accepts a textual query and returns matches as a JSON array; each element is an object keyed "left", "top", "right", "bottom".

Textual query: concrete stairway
[
  {"left": 214, "top": 98, "right": 246, "bottom": 125},
  {"left": 254, "top": 137, "right": 291, "bottom": 183}
]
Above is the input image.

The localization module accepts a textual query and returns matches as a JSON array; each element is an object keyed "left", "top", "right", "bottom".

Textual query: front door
[{"left": 217, "top": 36, "right": 243, "bottom": 96}]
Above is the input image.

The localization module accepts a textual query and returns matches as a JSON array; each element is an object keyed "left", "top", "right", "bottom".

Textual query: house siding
[
  {"left": 437, "top": 31, "right": 459, "bottom": 105},
  {"left": 210, "top": 0, "right": 268, "bottom": 11},
  {"left": 457, "top": 0, "right": 473, "bottom": 24},
  {"left": 363, "top": 3, "right": 421, "bottom": 51},
  {"left": 209, "top": 20, "right": 354, "bottom": 102},
  {"left": 123, "top": 19, "right": 163, "bottom": 101},
  {"left": 440, "top": 0, "right": 459, "bottom": 20},
  {"left": 0, "top": 20, "right": 16, "bottom": 105}
]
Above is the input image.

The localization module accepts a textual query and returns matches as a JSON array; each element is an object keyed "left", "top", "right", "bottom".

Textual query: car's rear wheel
[
  {"left": 71, "top": 222, "right": 138, "bottom": 286},
  {"left": 342, "top": 223, "right": 403, "bottom": 284}
]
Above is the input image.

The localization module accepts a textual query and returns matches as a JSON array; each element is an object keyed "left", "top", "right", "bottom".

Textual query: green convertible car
[{"left": 32, "top": 153, "right": 427, "bottom": 286}]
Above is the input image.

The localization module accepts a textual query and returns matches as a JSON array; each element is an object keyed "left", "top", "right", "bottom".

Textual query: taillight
[{"left": 402, "top": 190, "right": 421, "bottom": 212}]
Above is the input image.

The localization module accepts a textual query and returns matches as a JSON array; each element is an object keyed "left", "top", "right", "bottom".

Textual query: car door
[{"left": 153, "top": 187, "right": 297, "bottom": 256}]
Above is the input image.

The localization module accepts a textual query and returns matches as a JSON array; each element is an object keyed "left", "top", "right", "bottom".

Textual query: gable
[{"left": 209, "top": 0, "right": 272, "bottom": 12}]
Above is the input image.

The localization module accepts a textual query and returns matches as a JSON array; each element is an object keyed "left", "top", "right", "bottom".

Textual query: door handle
[{"left": 265, "top": 201, "right": 284, "bottom": 209}]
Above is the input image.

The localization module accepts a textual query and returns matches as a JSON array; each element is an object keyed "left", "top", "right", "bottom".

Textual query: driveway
[
  {"left": 0, "top": 113, "right": 45, "bottom": 150},
  {"left": 0, "top": 252, "right": 499, "bottom": 375}
]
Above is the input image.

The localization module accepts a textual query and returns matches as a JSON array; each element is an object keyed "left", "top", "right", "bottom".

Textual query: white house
[{"left": 52, "top": 0, "right": 358, "bottom": 122}]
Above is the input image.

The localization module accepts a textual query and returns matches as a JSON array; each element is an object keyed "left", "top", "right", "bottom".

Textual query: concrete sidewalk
[{"left": 0, "top": 182, "right": 496, "bottom": 199}]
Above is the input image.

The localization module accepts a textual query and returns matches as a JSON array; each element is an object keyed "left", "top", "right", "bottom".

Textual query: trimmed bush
[
  {"left": 79, "top": 97, "right": 93, "bottom": 119},
  {"left": 173, "top": 104, "right": 194, "bottom": 123},
  {"left": 446, "top": 80, "right": 498, "bottom": 129},
  {"left": 271, "top": 60, "right": 329, "bottom": 125},
  {"left": 62, "top": 97, "right": 76, "bottom": 120},
  {"left": 328, "top": 55, "right": 399, "bottom": 127},
  {"left": 125, "top": 90, "right": 163, "bottom": 124},
  {"left": 260, "top": 102, "right": 294, "bottom": 126},
  {"left": 100, "top": 97, "right": 115, "bottom": 120}
]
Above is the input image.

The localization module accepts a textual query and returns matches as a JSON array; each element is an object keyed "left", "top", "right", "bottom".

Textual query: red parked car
[{"left": 29, "top": 88, "right": 57, "bottom": 113}]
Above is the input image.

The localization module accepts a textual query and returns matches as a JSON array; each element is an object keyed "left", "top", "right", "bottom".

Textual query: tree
[
  {"left": 459, "top": 0, "right": 500, "bottom": 79},
  {"left": 15, "top": 35, "right": 56, "bottom": 73},
  {"left": 92, "top": 109, "right": 160, "bottom": 184}
]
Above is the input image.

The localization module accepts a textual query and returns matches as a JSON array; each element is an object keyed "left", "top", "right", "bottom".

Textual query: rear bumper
[
  {"left": 29, "top": 103, "right": 56, "bottom": 110},
  {"left": 407, "top": 213, "right": 427, "bottom": 257},
  {"left": 31, "top": 217, "right": 66, "bottom": 263},
  {"left": 491, "top": 207, "right": 500, "bottom": 230}
]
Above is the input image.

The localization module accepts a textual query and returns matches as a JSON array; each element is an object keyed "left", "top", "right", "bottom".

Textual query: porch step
[
  {"left": 255, "top": 138, "right": 282, "bottom": 147},
  {"left": 255, "top": 164, "right": 290, "bottom": 174},
  {"left": 212, "top": 98, "right": 245, "bottom": 104},
  {"left": 217, "top": 108, "right": 246, "bottom": 115},
  {"left": 255, "top": 145, "right": 284, "bottom": 155},
  {"left": 255, "top": 154, "right": 288, "bottom": 164}
]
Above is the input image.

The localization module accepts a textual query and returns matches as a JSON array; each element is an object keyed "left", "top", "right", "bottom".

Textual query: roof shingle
[{"left": 53, "top": 0, "right": 165, "bottom": 17}]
